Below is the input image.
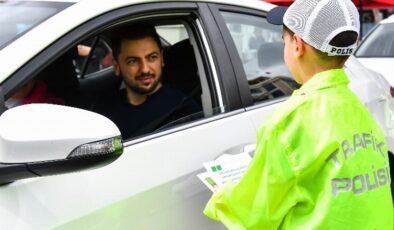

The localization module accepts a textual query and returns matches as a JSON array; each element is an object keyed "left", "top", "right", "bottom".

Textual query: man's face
[{"left": 113, "top": 36, "right": 164, "bottom": 95}]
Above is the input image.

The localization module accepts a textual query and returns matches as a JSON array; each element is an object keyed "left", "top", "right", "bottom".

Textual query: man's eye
[
  {"left": 149, "top": 55, "right": 158, "bottom": 61},
  {"left": 127, "top": 59, "right": 137, "bottom": 65}
]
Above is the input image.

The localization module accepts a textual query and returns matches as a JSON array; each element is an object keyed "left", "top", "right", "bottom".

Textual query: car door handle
[{"left": 214, "top": 143, "right": 256, "bottom": 160}]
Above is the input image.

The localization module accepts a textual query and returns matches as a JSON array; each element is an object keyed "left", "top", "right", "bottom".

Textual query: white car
[
  {"left": 355, "top": 15, "right": 394, "bottom": 86},
  {"left": 0, "top": 0, "right": 393, "bottom": 229}
]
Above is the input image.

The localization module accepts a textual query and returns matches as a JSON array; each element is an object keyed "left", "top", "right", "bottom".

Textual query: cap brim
[{"left": 267, "top": 6, "right": 288, "bottom": 25}]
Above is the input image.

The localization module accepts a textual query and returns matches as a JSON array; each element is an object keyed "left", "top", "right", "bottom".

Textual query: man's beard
[{"left": 122, "top": 72, "right": 161, "bottom": 95}]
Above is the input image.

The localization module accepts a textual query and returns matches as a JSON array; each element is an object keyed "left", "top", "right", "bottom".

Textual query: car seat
[
  {"left": 162, "top": 39, "right": 202, "bottom": 108},
  {"left": 36, "top": 50, "right": 80, "bottom": 105}
]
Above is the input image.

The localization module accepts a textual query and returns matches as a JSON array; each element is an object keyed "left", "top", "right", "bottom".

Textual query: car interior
[
  {"left": 25, "top": 19, "right": 207, "bottom": 140},
  {"left": 162, "top": 38, "right": 202, "bottom": 109}
]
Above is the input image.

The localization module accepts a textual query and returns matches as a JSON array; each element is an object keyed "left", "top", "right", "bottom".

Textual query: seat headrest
[
  {"left": 37, "top": 50, "right": 79, "bottom": 98},
  {"left": 162, "top": 39, "right": 199, "bottom": 95},
  {"left": 164, "top": 39, "right": 197, "bottom": 71}
]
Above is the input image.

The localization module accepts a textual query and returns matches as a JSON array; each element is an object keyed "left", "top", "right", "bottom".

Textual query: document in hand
[{"left": 197, "top": 151, "right": 252, "bottom": 192}]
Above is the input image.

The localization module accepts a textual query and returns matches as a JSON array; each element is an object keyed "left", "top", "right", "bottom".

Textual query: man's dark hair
[{"left": 111, "top": 22, "right": 162, "bottom": 60}]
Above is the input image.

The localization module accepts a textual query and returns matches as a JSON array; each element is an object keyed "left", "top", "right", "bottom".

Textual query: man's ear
[
  {"left": 293, "top": 34, "right": 305, "bottom": 57},
  {"left": 112, "top": 58, "right": 120, "bottom": 76}
]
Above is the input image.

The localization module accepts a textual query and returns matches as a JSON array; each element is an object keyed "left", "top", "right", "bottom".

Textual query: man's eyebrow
[
  {"left": 124, "top": 56, "right": 139, "bottom": 61},
  {"left": 123, "top": 51, "right": 160, "bottom": 61},
  {"left": 145, "top": 51, "right": 159, "bottom": 57}
]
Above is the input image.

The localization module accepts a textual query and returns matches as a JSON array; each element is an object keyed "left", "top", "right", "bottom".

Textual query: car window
[
  {"left": 26, "top": 18, "right": 221, "bottom": 141},
  {"left": 355, "top": 23, "right": 394, "bottom": 57},
  {"left": 220, "top": 11, "right": 300, "bottom": 104},
  {"left": 0, "top": 1, "right": 73, "bottom": 49},
  {"left": 74, "top": 37, "right": 113, "bottom": 78},
  {"left": 156, "top": 25, "right": 189, "bottom": 45}
]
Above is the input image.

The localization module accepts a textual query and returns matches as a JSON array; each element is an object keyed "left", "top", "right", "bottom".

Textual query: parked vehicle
[
  {"left": 355, "top": 15, "right": 394, "bottom": 87},
  {"left": 0, "top": 0, "right": 393, "bottom": 229}
]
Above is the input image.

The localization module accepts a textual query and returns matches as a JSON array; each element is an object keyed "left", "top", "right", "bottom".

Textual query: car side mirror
[{"left": 0, "top": 104, "right": 123, "bottom": 185}]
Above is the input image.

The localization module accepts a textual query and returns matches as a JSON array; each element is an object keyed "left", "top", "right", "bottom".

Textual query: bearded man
[{"left": 93, "top": 23, "right": 200, "bottom": 139}]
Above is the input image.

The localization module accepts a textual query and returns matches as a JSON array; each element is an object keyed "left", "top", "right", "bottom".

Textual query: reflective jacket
[{"left": 204, "top": 69, "right": 393, "bottom": 229}]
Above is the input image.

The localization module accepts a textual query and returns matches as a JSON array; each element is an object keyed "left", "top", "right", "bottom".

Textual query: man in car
[
  {"left": 204, "top": 0, "right": 393, "bottom": 229},
  {"left": 93, "top": 23, "right": 200, "bottom": 139}
]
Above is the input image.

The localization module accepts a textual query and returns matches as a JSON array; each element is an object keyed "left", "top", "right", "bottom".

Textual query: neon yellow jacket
[{"left": 204, "top": 69, "right": 393, "bottom": 229}]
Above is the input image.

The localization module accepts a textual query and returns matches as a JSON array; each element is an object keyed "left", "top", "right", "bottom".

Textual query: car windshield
[
  {"left": 355, "top": 23, "right": 394, "bottom": 57},
  {"left": 0, "top": 1, "right": 73, "bottom": 49}
]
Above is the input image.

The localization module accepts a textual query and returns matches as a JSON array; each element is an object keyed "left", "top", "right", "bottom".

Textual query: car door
[
  {"left": 0, "top": 2, "right": 260, "bottom": 229},
  {"left": 207, "top": 4, "right": 300, "bottom": 135}
]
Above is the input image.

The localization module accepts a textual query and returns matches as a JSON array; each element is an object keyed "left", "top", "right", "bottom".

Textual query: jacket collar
[{"left": 293, "top": 68, "right": 349, "bottom": 96}]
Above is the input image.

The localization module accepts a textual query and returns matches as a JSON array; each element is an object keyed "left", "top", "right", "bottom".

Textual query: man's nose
[{"left": 140, "top": 60, "right": 150, "bottom": 73}]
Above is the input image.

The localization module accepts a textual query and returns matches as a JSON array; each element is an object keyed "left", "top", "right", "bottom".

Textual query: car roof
[
  {"left": 22, "top": 0, "right": 78, "bottom": 2},
  {"left": 21, "top": 0, "right": 274, "bottom": 11},
  {"left": 72, "top": 0, "right": 275, "bottom": 17},
  {"left": 380, "top": 14, "right": 394, "bottom": 24}
]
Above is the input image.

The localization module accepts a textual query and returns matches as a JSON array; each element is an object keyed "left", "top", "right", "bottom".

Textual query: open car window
[{"left": 15, "top": 15, "right": 225, "bottom": 142}]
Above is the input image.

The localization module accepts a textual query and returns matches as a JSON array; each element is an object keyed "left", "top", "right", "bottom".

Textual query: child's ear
[{"left": 293, "top": 34, "right": 305, "bottom": 58}]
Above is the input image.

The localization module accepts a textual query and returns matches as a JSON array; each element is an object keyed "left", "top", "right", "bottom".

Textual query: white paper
[
  {"left": 197, "top": 172, "right": 220, "bottom": 192},
  {"left": 198, "top": 152, "right": 252, "bottom": 192}
]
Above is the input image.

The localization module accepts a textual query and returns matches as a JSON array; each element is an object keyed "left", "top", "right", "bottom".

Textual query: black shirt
[{"left": 93, "top": 85, "right": 201, "bottom": 139}]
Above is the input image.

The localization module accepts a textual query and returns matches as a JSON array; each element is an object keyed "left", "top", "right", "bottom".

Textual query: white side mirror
[{"left": 0, "top": 104, "right": 123, "bottom": 185}]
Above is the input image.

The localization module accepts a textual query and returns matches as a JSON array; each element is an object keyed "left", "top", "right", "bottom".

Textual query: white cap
[{"left": 267, "top": 0, "right": 360, "bottom": 56}]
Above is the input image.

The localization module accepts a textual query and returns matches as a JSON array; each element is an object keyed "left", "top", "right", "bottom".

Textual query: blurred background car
[
  {"left": 354, "top": 15, "right": 394, "bottom": 88},
  {"left": 345, "top": 55, "right": 394, "bottom": 152}
]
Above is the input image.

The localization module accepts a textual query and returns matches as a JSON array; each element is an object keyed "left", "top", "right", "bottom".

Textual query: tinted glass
[
  {"left": 220, "top": 11, "right": 299, "bottom": 104},
  {"left": 356, "top": 23, "right": 394, "bottom": 57}
]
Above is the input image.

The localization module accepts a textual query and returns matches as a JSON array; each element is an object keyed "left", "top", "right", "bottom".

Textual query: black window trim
[{"left": 197, "top": 2, "right": 243, "bottom": 111}]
